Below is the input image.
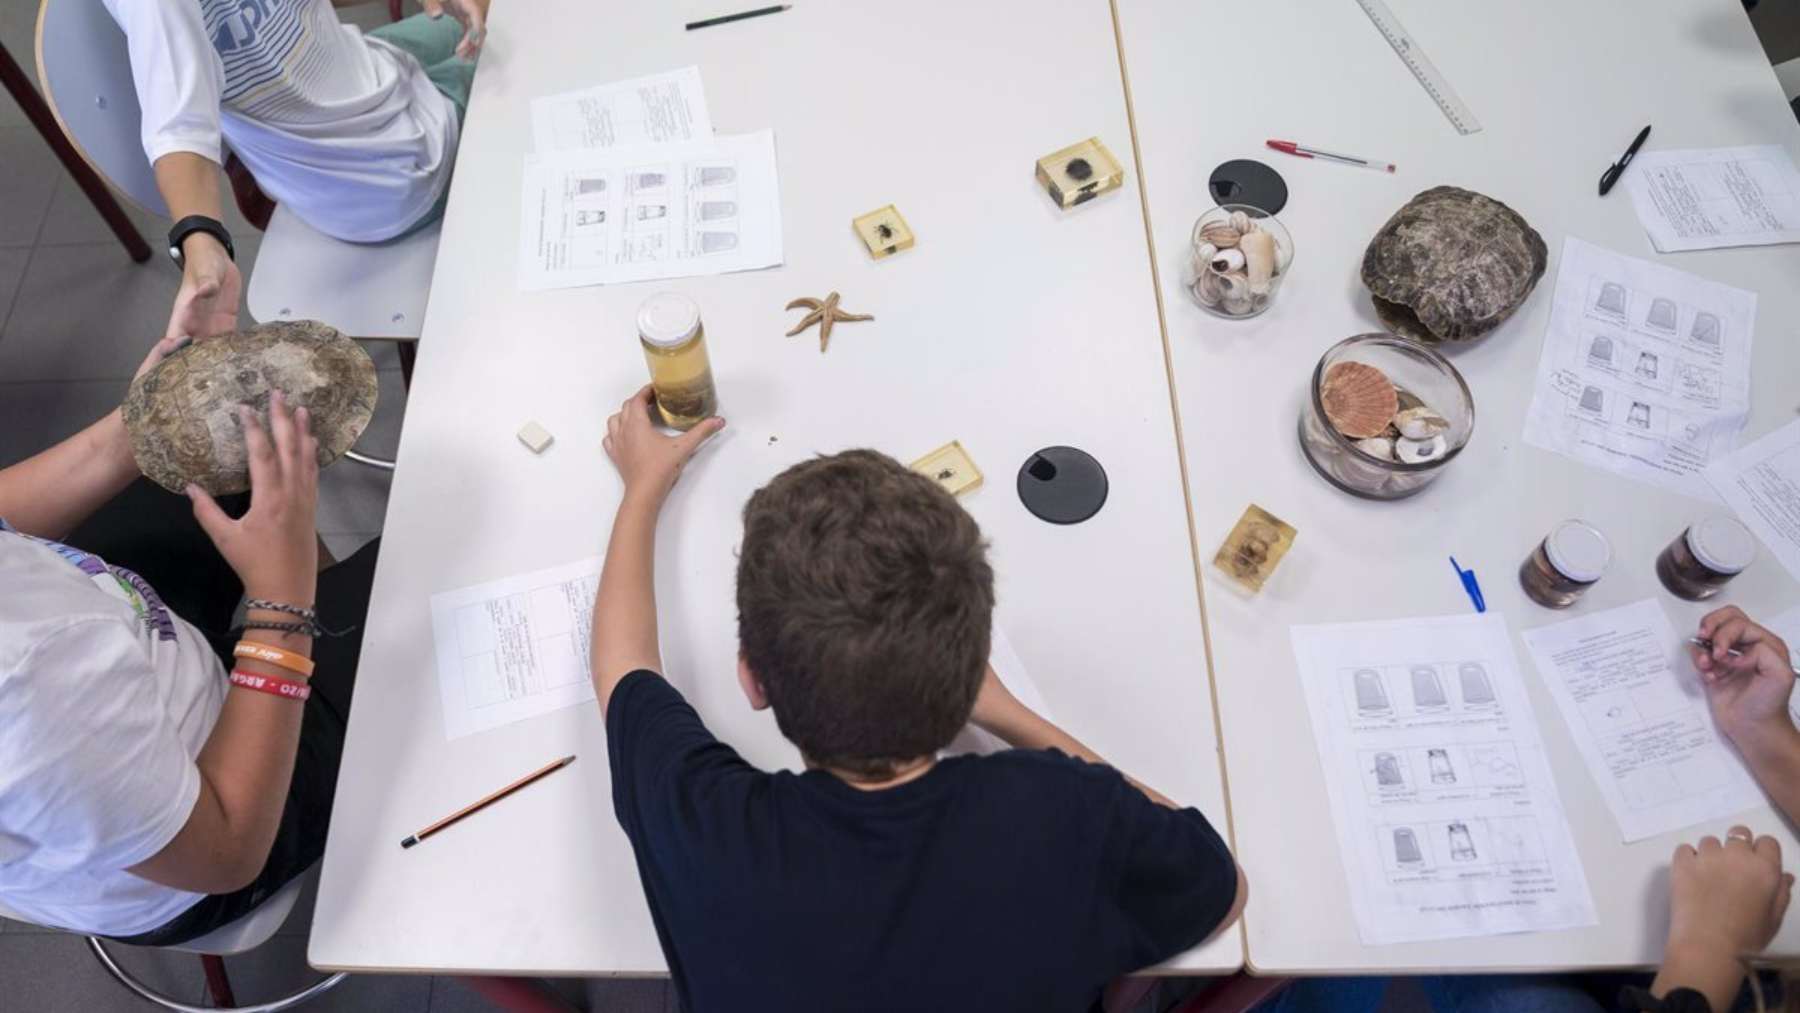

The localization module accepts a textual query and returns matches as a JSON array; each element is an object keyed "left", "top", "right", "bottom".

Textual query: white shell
[
  {"left": 1210, "top": 248, "right": 1246, "bottom": 273},
  {"left": 1274, "top": 235, "right": 1293, "bottom": 275},
  {"left": 1191, "top": 271, "right": 1225, "bottom": 307},
  {"left": 1240, "top": 229, "right": 1275, "bottom": 295},
  {"left": 1395, "top": 434, "right": 1448, "bottom": 464},
  {"left": 1197, "top": 221, "right": 1241, "bottom": 249},
  {"left": 1220, "top": 273, "right": 1254, "bottom": 314},
  {"left": 1355, "top": 436, "right": 1395, "bottom": 460},
  {"left": 1190, "top": 242, "right": 1218, "bottom": 280},
  {"left": 1393, "top": 406, "right": 1450, "bottom": 440},
  {"left": 1229, "top": 210, "right": 1253, "bottom": 234}
]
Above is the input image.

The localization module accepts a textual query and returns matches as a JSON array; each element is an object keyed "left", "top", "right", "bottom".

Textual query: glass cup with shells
[
  {"left": 1184, "top": 204, "right": 1293, "bottom": 319},
  {"left": 1298, "top": 334, "right": 1474, "bottom": 499}
]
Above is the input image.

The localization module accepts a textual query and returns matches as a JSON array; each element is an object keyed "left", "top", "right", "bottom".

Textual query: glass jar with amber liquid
[
  {"left": 636, "top": 292, "right": 717, "bottom": 430},
  {"left": 1656, "top": 515, "right": 1756, "bottom": 601},
  {"left": 1519, "top": 519, "right": 1611, "bottom": 609}
]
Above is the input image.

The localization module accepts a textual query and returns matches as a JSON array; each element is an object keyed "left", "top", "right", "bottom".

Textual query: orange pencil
[{"left": 400, "top": 755, "right": 576, "bottom": 849}]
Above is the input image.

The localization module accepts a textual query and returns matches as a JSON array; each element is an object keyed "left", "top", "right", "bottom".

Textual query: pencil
[
  {"left": 685, "top": 4, "right": 790, "bottom": 30},
  {"left": 399, "top": 755, "right": 576, "bottom": 849}
]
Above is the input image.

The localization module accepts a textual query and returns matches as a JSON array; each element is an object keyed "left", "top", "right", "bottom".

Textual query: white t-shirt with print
[
  {"left": 104, "top": 0, "right": 459, "bottom": 243},
  {"left": 0, "top": 528, "right": 225, "bottom": 936}
]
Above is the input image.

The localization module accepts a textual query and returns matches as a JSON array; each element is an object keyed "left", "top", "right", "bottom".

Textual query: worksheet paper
[
  {"left": 1706, "top": 418, "right": 1800, "bottom": 584},
  {"left": 1292, "top": 613, "right": 1597, "bottom": 945},
  {"left": 1522, "top": 237, "right": 1757, "bottom": 500},
  {"left": 1520, "top": 599, "right": 1764, "bottom": 843},
  {"left": 518, "top": 130, "right": 783, "bottom": 291},
  {"left": 1623, "top": 145, "right": 1800, "bottom": 252},
  {"left": 530, "top": 66, "right": 713, "bottom": 153}
]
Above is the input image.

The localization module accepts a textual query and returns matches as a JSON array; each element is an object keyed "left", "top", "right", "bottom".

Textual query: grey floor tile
[
  {"left": 37, "top": 174, "right": 164, "bottom": 249},
  {"left": 585, "top": 976, "right": 672, "bottom": 1013},
  {"left": 0, "top": 933, "right": 205, "bottom": 1012},
  {"left": 213, "top": 933, "right": 431, "bottom": 1012},
  {"left": 0, "top": 242, "right": 181, "bottom": 381},
  {"left": 0, "top": 126, "right": 59, "bottom": 247},
  {"left": 0, "top": 379, "right": 130, "bottom": 466},
  {"left": 0, "top": 246, "right": 30, "bottom": 330}
]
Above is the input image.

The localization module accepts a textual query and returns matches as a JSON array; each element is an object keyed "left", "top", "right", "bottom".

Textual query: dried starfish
[{"left": 785, "top": 291, "right": 872, "bottom": 352}]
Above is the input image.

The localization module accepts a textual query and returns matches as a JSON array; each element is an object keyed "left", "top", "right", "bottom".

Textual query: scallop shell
[
  {"left": 1198, "top": 221, "right": 1241, "bottom": 249},
  {"left": 1395, "top": 433, "right": 1449, "bottom": 464},
  {"left": 1240, "top": 229, "right": 1275, "bottom": 295},
  {"left": 1394, "top": 406, "right": 1449, "bottom": 440},
  {"left": 1355, "top": 436, "right": 1396, "bottom": 460},
  {"left": 1320, "top": 361, "right": 1398, "bottom": 439},
  {"left": 1210, "top": 248, "right": 1246, "bottom": 274}
]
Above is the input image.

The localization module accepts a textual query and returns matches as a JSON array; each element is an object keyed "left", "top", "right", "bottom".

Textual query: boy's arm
[{"left": 590, "top": 387, "right": 725, "bottom": 716}]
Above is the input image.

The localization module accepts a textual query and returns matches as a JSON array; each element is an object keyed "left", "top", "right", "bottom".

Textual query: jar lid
[
  {"left": 1545, "top": 519, "right": 1611, "bottom": 583},
  {"left": 1687, "top": 515, "right": 1756, "bottom": 575},
  {"left": 636, "top": 292, "right": 701, "bottom": 347}
]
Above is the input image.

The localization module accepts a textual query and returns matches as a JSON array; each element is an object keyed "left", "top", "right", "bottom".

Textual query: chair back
[
  {"left": 0, "top": 872, "right": 305, "bottom": 955},
  {"left": 34, "top": 0, "right": 169, "bottom": 216}
]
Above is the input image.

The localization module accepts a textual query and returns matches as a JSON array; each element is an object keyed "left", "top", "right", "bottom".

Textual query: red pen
[{"left": 1266, "top": 139, "right": 1396, "bottom": 173}]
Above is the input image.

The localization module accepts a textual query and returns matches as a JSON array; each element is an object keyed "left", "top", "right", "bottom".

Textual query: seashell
[
  {"left": 1210, "top": 248, "right": 1246, "bottom": 274},
  {"left": 1394, "top": 387, "right": 1425, "bottom": 413},
  {"left": 1198, "top": 221, "right": 1241, "bottom": 249},
  {"left": 122, "top": 320, "right": 377, "bottom": 495},
  {"left": 1222, "top": 287, "right": 1254, "bottom": 315},
  {"left": 1192, "top": 241, "right": 1218, "bottom": 273},
  {"left": 1320, "top": 360, "right": 1398, "bottom": 439},
  {"left": 1240, "top": 229, "right": 1275, "bottom": 295},
  {"left": 1192, "top": 271, "right": 1225, "bottom": 307},
  {"left": 1274, "top": 234, "right": 1293, "bottom": 275},
  {"left": 1362, "top": 186, "right": 1547, "bottom": 343},
  {"left": 1229, "top": 210, "right": 1253, "bottom": 234},
  {"left": 1355, "top": 436, "right": 1396, "bottom": 460},
  {"left": 1393, "top": 406, "right": 1449, "bottom": 440},
  {"left": 1395, "top": 434, "right": 1449, "bottom": 464}
]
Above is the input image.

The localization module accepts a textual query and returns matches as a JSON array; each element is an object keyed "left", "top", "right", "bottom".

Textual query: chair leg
[
  {"left": 453, "top": 977, "right": 582, "bottom": 1013},
  {"left": 0, "top": 42, "right": 151, "bottom": 263},
  {"left": 397, "top": 341, "right": 417, "bottom": 388},
  {"left": 201, "top": 954, "right": 238, "bottom": 1008}
]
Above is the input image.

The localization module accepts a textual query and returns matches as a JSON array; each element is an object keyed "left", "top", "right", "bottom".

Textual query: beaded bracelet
[
  {"left": 228, "top": 669, "right": 311, "bottom": 702},
  {"left": 242, "top": 618, "right": 321, "bottom": 638},
  {"left": 243, "top": 598, "right": 318, "bottom": 623}
]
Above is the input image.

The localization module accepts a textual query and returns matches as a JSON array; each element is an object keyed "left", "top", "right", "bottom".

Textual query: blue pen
[{"left": 1449, "top": 556, "right": 1486, "bottom": 613}]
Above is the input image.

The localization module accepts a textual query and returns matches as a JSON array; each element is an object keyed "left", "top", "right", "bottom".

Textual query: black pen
[
  {"left": 686, "top": 4, "right": 790, "bottom": 30},
  {"left": 1598, "top": 125, "right": 1651, "bottom": 196}
]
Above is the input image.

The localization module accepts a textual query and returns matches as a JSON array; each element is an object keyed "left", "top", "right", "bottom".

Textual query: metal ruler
[{"left": 1353, "top": 0, "right": 1482, "bottom": 135}]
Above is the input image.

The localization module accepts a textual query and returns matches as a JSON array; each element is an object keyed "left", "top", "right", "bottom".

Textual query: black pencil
[
  {"left": 399, "top": 755, "right": 576, "bottom": 849},
  {"left": 685, "top": 4, "right": 790, "bottom": 31}
]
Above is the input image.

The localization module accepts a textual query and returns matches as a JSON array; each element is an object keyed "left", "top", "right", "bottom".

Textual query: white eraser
[{"left": 516, "top": 421, "right": 554, "bottom": 454}]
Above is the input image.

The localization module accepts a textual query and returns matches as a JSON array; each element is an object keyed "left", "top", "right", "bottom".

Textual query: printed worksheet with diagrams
[
  {"left": 518, "top": 130, "right": 783, "bottom": 291},
  {"left": 1523, "top": 237, "right": 1757, "bottom": 500},
  {"left": 1624, "top": 145, "right": 1800, "bottom": 252},
  {"left": 430, "top": 557, "right": 602, "bottom": 740},
  {"left": 1521, "top": 599, "right": 1764, "bottom": 842},
  {"left": 530, "top": 66, "right": 713, "bottom": 153},
  {"left": 1707, "top": 418, "right": 1800, "bottom": 584},
  {"left": 1292, "top": 613, "right": 1597, "bottom": 945}
]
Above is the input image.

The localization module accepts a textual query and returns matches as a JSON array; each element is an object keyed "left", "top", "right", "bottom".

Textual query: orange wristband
[
  {"left": 233, "top": 640, "right": 315, "bottom": 678},
  {"left": 228, "top": 669, "right": 310, "bottom": 702}
]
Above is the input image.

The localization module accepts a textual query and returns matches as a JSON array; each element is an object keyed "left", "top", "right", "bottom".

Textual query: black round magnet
[
  {"left": 1016, "top": 446, "right": 1109, "bottom": 525},
  {"left": 1208, "top": 159, "right": 1288, "bottom": 215}
]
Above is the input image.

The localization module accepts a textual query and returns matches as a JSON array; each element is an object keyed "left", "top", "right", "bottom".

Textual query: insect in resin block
[
  {"left": 1035, "top": 137, "right": 1124, "bottom": 209},
  {"left": 852, "top": 205, "right": 914, "bottom": 259},
  {"left": 909, "top": 440, "right": 983, "bottom": 497},
  {"left": 516, "top": 420, "right": 554, "bottom": 454},
  {"left": 1212, "top": 504, "right": 1297, "bottom": 592}
]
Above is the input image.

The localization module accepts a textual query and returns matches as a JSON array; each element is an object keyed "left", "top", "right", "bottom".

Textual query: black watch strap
[{"left": 167, "top": 215, "right": 235, "bottom": 267}]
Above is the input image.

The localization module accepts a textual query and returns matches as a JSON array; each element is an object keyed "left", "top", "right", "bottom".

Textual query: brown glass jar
[
  {"left": 1656, "top": 516, "right": 1756, "bottom": 601},
  {"left": 1520, "top": 520, "right": 1611, "bottom": 609}
]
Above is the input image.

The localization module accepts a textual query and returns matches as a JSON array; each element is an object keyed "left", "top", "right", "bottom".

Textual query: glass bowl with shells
[
  {"left": 1184, "top": 204, "right": 1293, "bottom": 318},
  {"left": 1299, "top": 334, "right": 1474, "bottom": 499}
]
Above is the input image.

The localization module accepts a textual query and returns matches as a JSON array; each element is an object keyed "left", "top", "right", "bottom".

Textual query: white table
[
  {"left": 311, "top": 0, "right": 1239, "bottom": 975},
  {"left": 1117, "top": 0, "right": 1800, "bottom": 974}
]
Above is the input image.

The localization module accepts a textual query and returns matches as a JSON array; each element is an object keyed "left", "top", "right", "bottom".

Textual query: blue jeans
[{"left": 1259, "top": 976, "right": 1605, "bottom": 1013}]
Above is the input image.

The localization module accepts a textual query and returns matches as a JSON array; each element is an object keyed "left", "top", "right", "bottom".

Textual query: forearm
[
  {"left": 592, "top": 491, "right": 666, "bottom": 713},
  {"left": 154, "top": 151, "right": 224, "bottom": 220},
  {"left": 977, "top": 690, "right": 1178, "bottom": 808},
  {"left": 0, "top": 410, "right": 140, "bottom": 540},
  {"left": 1652, "top": 941, "right": 1744, "bottom": 1013},
  {"left": 1735, "top": 724, "right": 1800, "bottom": 828}
]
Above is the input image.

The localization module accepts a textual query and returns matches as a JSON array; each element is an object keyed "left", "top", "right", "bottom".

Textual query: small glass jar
[
  {"left": 1519, "top": 520, "right": 1611, "bottom": 609},
  {"left": 1184, "top": 204, "right": 1293, "bottom": 319},
  {"left": 1656, "top": 515, "right": 1756, "bottom": 601},
  {"left": 1298, "top": 334, "right": 1474, "bottom": 500},
  {"left": 636, "top": 292, "right": 717, "bottom": 431}
]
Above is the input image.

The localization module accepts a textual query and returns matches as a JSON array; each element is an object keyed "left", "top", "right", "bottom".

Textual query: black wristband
[{"left": 167, "top": 215, "right": 235, "bottom": 268}]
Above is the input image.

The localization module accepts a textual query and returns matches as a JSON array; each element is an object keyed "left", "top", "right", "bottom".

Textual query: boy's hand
[
  {"left": 603, "top": 386, "right": 725, "bottom": 502},
  {"left": 1666, "top": 828, "right": 1791, "bottom": 964},
  {"left": 186, "top": 391, "right": 320, "bottom": 605},
  {"left": 1693, "top": 606, "right": 1796, "bottom": 754},
  {"left": 166, "top": 236, "right": 241, "bottom": 341},
  {"left": 422, "top": 0, "right": 489, "bottom": 59}
]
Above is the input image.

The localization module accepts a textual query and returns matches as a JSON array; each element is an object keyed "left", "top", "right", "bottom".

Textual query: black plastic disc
[
  {"left": 1016, "top": 446, "right": 1109, "bottom": 525},
  {"left": 1208, "top": 159, "right": 1289, "bottom": 215}
]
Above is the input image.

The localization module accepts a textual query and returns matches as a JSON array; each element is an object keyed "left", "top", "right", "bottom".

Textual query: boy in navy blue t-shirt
[{"left": 588, "top": 388, "right": 1246, "bottom": 1013}]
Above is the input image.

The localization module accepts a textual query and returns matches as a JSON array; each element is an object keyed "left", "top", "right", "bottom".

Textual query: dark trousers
[{"left": 65, "top": 480, "right": 380, "bottom": 946}]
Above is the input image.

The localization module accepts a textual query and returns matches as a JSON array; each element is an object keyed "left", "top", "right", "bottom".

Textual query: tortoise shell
[
  {"left": 1361, "top": 186, "right": 1547, "bottom": 343},
  {"left": 122, "top": 320, "right": 378, "bottom": 494}
]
